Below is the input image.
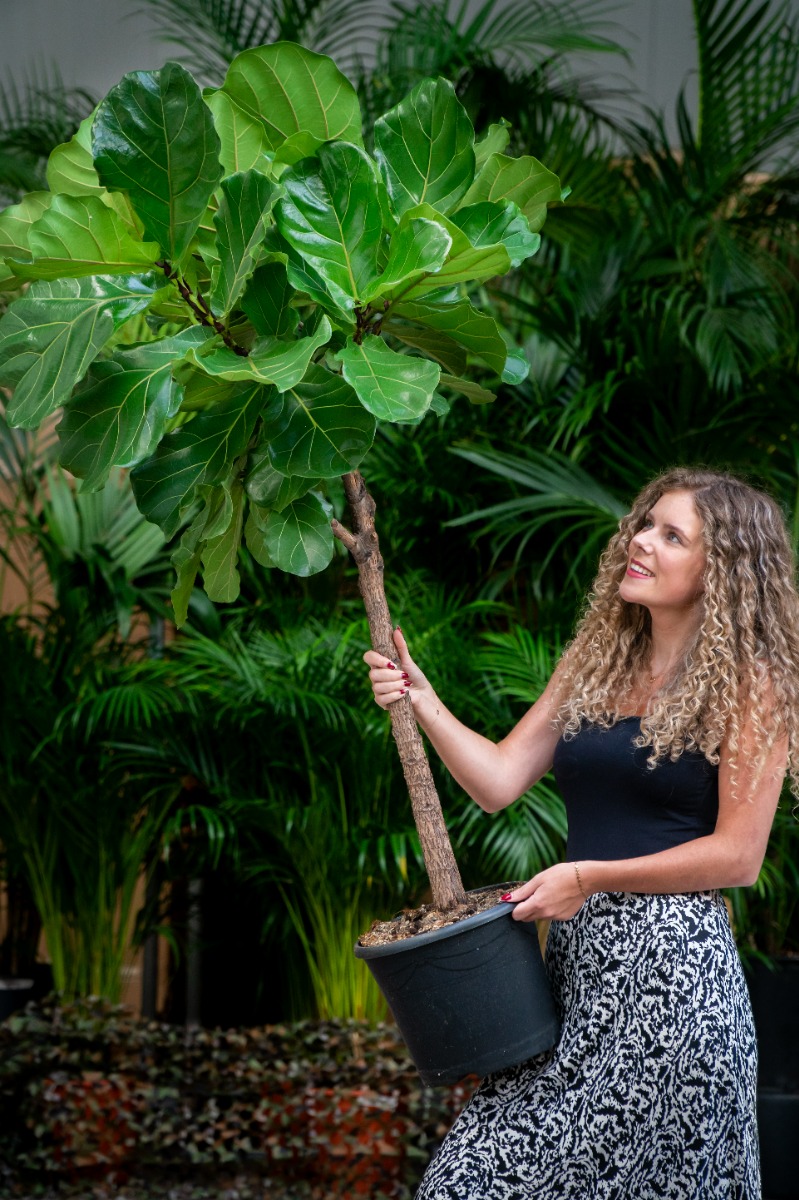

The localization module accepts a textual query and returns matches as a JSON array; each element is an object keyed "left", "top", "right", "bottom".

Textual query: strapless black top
[{"left": 552, "top": 717, "right": 719, "bottom": 861}]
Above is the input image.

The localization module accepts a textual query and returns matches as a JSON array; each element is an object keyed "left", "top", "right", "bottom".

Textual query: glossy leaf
[
  {"left": 47, "top": 115, "right": 103, "bottom": 196},
  {"left": 243, "top": 502, "right": 275, "bottom": 568},
  {"left": 46, "top": 115, "right": 140, "bottom": 229},
  {"left": 275, "top": 142, "right": 383, "bottom": 311},
  {"left": 217, "top": 42, "right": 363, "bottom": 159},
  {"left": 450, "top": 200, "right": 539, "bottom": 269},
  {"left": 385, "top": 320, "right": 467, "bottom": 376},
  {"left": 13, "top": 194, "right": 160, "bottom": 280},
  {"left": 245, "top": 445, "right": 316, "bottom": 509},
  {"left": 337, "top": 335, "right": 440, "bottom": 422},
  {"left": 189, "top": 315, "right": 332, "bottom": 390},
  {"left": 202, "top": 478, "right": 245, "bottom": 601},
  {"left": 439, "top": 373, "right": 496, "bottom": 404},
  {"left": 474, "top": 120, "right": 511, "bottom": 173},
  {"left": 362, "top": 216, "right": 451, "bottom": 304},
  {"left": 263, "top": 362, "right": 375, "bottom": 477},
  {"left": 211, "top": 170, "right": 279, "bottom": 317},
  {"left": 0, "top": 192, "right": 52, "bottom": 285},
  {"left": 205, "top": 90, "right": 273, "bottom": 176},
  {"left": 241, "top": 262, "right": 299, "bottom": 337},
  {"left": 387, "top": 294, "right": 509, "bottom": 376},
  {"left": 462, "top": 153, "right": 562, "bottom": 232},
  {"left": 373, "top": 77, "right": 475, "bottom": 217},
  {"left": 170, "top": 515, "right": 205, "bottom": 626},
  {"left": 385, "top": 203, "right": 510, "bottom": 301},
  {"left": 92, "top": 62, "right": 223, "bottom": 262},
  {"left": 502, "top": 346, "right": 530, "bottom": 385},
  {"left": 262, "top": 492, "right": 335, "bottom": 576},
  {"left": 130, "top": 383, "right": 267, "bottom": 537},
  {"left": 58, "top": 328, "right": 212, "bottom": 490},
  {"left": 0, "top": 274, "right": 158, "bottom": 429}
]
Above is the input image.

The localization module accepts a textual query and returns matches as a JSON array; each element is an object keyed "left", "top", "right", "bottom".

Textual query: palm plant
[
  {"left": 450, "top": 0, "right": 799, "bottom": 605},
  {"left": 0, "top": 65, "right": 94, "bottom": 209},
  {"left": 0, "top": 407, "right": 184, "bottom": 1000}
]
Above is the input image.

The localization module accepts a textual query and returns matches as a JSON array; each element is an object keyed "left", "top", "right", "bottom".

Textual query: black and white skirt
[{"left": 416, "top": 890, "right": 759, "bottom": 1200}]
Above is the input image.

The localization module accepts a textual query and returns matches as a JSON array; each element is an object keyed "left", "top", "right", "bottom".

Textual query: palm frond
[
  {"left": 694, "top": 0, "right": 799, "bottom": 175},
  {"left": 136, "top": 0, "right": 393, "bottom": 82}
]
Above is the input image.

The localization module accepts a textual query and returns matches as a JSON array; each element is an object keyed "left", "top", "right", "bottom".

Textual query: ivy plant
[{"left": 0, "top": 42, "right": 562, "bottom": 913}]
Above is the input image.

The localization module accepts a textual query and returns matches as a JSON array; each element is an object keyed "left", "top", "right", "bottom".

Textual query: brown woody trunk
[{"left": 331, "top": 470, "right": 467, "bottom": 911}]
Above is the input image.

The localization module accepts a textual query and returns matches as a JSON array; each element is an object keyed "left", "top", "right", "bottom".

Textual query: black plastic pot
[{"left": 354, "top": 887, "right": 560, "bottom": 1085}]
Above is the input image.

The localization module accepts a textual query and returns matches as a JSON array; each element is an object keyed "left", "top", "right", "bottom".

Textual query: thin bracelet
[{"left": 573, "top": 861, "right": 588, "bottom": 901}]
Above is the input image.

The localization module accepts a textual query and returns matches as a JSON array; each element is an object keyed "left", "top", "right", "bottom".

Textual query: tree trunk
[{"left": 331, "top": 470, "right": 467, "bottom": 911}]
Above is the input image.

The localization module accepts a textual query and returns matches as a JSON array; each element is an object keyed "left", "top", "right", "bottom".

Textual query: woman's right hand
[{"left": 363, "top": 627, "right": 433, "bottom": 712}]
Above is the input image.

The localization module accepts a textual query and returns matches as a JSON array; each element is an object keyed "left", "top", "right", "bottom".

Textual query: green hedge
[{"left": 0, "top": 998, "right": 476, "bottom": 1198}]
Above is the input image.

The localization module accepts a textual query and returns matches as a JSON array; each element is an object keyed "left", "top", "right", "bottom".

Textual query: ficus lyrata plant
[{"left": 0, "top": 42, "right": 562, "bottom": 913}]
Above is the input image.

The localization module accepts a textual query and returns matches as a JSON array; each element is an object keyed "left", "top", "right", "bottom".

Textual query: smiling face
[{"left": 618, "top": 489, "right": 706, "bottom": 614}]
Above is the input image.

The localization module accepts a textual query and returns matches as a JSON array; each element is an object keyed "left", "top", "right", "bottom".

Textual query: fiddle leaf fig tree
[{"left": 0, "top": 43, "right": 562, "bottom": 914}]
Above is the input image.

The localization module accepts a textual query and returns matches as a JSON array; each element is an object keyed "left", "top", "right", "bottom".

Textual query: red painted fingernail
[
  {"left": 501, "top": 893, "right": 513, "bottom": 902},
  {"left": 402, "top": 673, "right": 410, "bottom": 680},
  {"left": 386, "top": 662, "right": 396, "bottom": 670}
]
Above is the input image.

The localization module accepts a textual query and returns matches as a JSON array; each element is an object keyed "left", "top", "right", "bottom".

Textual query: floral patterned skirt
[{"left": 416, "top": 890, "right": 759, "bottom": 1200}]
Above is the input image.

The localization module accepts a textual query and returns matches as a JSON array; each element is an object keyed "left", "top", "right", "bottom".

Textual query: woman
[{"left": 364, "top": 468, "right": 799, "bottom": 1199}]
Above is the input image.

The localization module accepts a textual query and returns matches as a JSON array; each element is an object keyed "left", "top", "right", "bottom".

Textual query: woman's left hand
[{"left": 504, "top": 863, "right": 588, "bottom": 922}]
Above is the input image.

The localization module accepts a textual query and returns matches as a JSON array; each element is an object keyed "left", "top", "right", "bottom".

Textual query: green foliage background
[{"left": 0, "top": 0, "right": 798, "bottom": 1033}]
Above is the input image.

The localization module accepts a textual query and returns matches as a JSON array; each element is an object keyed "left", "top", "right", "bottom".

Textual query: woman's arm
[
  {"left": 364, "top": 627, "right": 565, "bottom": 812},
  {"left": 507, "top": 708, "right": 788, "bottom": 922}
]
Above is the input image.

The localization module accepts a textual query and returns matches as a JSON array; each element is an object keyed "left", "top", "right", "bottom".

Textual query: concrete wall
[{"left": 0, "top": 0, "right": 709, "bottom": 135}]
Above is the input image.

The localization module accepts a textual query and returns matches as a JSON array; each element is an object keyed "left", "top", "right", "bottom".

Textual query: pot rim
[{"left": 354, "top": 882, "right": 532, "bottom": 959}]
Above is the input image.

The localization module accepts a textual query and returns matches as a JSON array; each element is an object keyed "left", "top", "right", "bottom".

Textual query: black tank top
[{"left": 552, "top": 717, "right": 719, "bottom": 861}]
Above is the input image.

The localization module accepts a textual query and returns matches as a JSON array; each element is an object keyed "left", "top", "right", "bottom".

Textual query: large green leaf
[
  {"left": 262, "top": 492, "right": 335, "bottom": 576},
  {"left": 0, "top": 192, "right": 52, "bottom": 287},
  {"left": 211, "top": 170, "right": 280, "bottom": 317},
  {"left": 373, "top": 77, "right": 475, "bottom": 217},
  {"left": 386, "top": 294, "right": 509, "bottom": 376},
  {"left": 337, "top": 335, "right": 440, "bottom": 422},
  {"left": 216, "top": 42, "right": 362, "bottom": 160},
  {"left": 12, "top": 194, "right": 160, "bottom": 280},
  {"left": 189, "top": 315, "right": 332, "bottom": 390},
  {"left": 383, "top": 204, "right": 510, "bottom": 302},
  {"left": 130, "top": 383, "right": 267, "bottom": 537},
  {"left": 362, "top": 216, "right": 451, "bottom": 304},
  {"left": 462, "top": 154, "right": 561, "bottom": 232},
  {"left": 243, "top": 503, "right": 275, "bottom": 569},
  {"left": 202, "top": 478, "right": 245, "bottom": 601},
  {"left": 58, "top": 328, "right": 212, "bottom": 490},
  {"left": 450, "top": 200, "right": 540, "bottom": 269},
  {"left": 205, "top": 91, "right": 273, "bottom": 176},
  {"left": 474, "top": 121, "right": 511, "bottom": 173},
  {"left": 245, "top": 445, "right": 316, "bottom": 509},
  {"left": 439, "top": 373, "right": 496, "bottom": 405},
  {"left": 384, "top": 320, "right": 467, "bottom": 375},
  {"left": 275, "top": 142, "right": 383, "bottom": 311},
  {"left": 47, "top": 115, "right": 103, "bottom": 196},
  {"left": 0, "top": 274, "right": 158, "bottom": 429},
  {"left": 262, "top": 362, "right": 375, "bottom": 478},
  {"left": 241, "top": 262, "right": 299, "bottom": 337},
  {"left": 170, "top": 514, "right": 205, "bottom": 626},
  {"left": 92, "top": 62, "right": 223, "bottom": 263}
]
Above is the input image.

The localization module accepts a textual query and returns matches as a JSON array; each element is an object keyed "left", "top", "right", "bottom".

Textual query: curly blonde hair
[{"left": 555, "top": 467, "right": 799, "bottom": 798}]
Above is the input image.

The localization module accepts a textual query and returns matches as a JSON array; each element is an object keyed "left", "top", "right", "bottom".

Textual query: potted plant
[{"left": 0, "top": 42, "right": 563, "bottom": 1080}]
